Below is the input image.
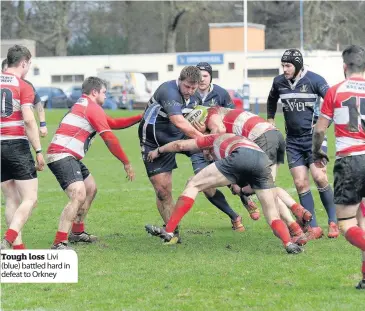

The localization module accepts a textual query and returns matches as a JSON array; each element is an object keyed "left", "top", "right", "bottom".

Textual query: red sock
[
  {"left": 344, "top": 226, "right": 365, "bottom": 251},
  {"left": 72, "top": 222, "right": 84, "bottom": 234},
  {"left": 270, "top": 219, "right": 291, "bottom": 246},
  {"left": 289, "top": 222, "right": 302, "bottom": 236},
  {"left": 13, "top": 244, "right": 26, "bottom": 250},
  {"left": 53, "top": 231, "right": 68, "bottom": 245},
  {"left": 362, "top": 261, "right": 365, "bottom": 280},
  {"left": 290, "top": 203, "right": 301, "bottom": 212},
  {"left": 165, "top": 196, "right": 195, "bottom": 232},
  {"left": 5, "top": 229, "right": 18, "bottom": 244}
]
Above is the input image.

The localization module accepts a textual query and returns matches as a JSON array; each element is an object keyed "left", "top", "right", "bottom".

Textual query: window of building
[
  {"left": 167, "top": 64, "right": 174, "bottom": 72},
  {"left": 143, "top": 72, "right": 159, "bottom": 81},
  {"left": 33, "top": 67, "right": 40, "bottom": 76},
  {"left": 51, "top": 74, "right": 85, "bottom": 84},
  {"left": 247, "top": 69, "right": 279, "bottom": 78},
  {"left": 51, "top": 75, "right": 62, "bottom": 83},
  {"left": 212, "top": 70, "right": 219, "bottom": 79},
  {"left": 228, "top": 62, "right": 235, "bottom": 70}
]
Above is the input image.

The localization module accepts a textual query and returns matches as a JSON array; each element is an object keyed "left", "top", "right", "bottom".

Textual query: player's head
[
  {"left": 6, "top": 45, "right": 32, "bottom": 77},
  {"left": 342, "top": 45, "right": 365, "bottom": 78},
  {"left": 2, "top": 58, "right": 8, "bottom": 72},
  {"left": 178, "top": 66, "right": 201, "bottom": 100},
  {"left": 82, "top": 77, "right": 107, "bottom": 105},
  {"left": 196, "top": 62, "right": 212, "bottom": 92},
  {"left": 281, "top": 49, "right": 303, "bottom": 80}
]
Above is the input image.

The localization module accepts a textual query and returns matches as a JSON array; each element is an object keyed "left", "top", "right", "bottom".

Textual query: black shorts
[
  {"left": 286, "top": 134, "right": 328, "bottom": 169},
  {"left": 141, "top": 145, "right": 178, "bottom": 177},
  {"left": 333, "top": 155, "right": 365, "bottom": 205},
  {"left": 47, "top": 156, "right": 90, "bottom": 190},
  {"left": 215, "top": 148, "right": 275, "bottom": 189},
  {"left": 254, "top": 130, "right": 285, "bottom": 165},
  {"left": 1, "top": 139, "right": 37, "bottom": 182}
]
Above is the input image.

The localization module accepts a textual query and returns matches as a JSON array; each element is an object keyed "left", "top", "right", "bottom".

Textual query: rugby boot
[
  {"left": 241, "top": 195, "right": 260, "bottom": 220},
  {"left": 355, "top": 279, "right": 365, "bottom": 290},
  {"left": 0, "top": 239, "right": 11, "bottom": 250},
  {"left": 51, "top": 242, "right": 73, "bottom": 250},
  {"left": 327, "top": 222, "right": 340, "bottom": 238},
  {"left": 69, "top": 231, "right": 97, "bottom": 243},
  {"left": 305, "top": 226, "right": 324, "bottom": 241},
  {"left": 285, "top": 242, "right": 303, "bottom": 254},
  {"left": 289, "top": 222, "right": 308, "bottom": 246},
  {"left": 231, "top": 215, "right": 245, "bottom": 232},
  {"left": 290, "top": 203, "right": 312, "bottom": 228}
]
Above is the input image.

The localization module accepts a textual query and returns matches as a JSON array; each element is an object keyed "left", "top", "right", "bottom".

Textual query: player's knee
[
  {"left": 203, "top": 188, "right": 216, "bottom": 198},
  {"left": 156, "top": 187, "right": 171, "bottom": 202},
  {"left": 293, "top": 178, "right": 309, "bottom": 193},
  {"left": 313, "top": 174, "right": 328, "bottom": 188},
  {"left": 72, "top": 188, "right": 87, "bottom": 205}
]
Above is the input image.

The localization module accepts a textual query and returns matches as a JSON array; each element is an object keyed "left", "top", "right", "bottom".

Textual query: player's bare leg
[
  {"left": 1, "top": 179, "right": 38, "bottom": 249},
  {"left": 2, "top": 180, "right": 26, "bottom": 249},
  {"left": 51, "top": 181, "right": 86, "bottom": 249},
  {"left": 149, "top": 172, "right": 175, "bottom": 223},
  {"left": 310, "top": 163, "right": 339, "bottom": 238},
  {"left": 69, "top": 175, "right": 98, "bottom": 243},
  {"left": 337, "top": 202, "right": 365, "bottom": 289},
  {"left": 290, "top": 165, "right": 323, "bottom": 240}
]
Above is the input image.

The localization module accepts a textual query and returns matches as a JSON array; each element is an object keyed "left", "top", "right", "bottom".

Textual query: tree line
[{"left": 1, "top": 1, "right": 364, "bottom": 57}]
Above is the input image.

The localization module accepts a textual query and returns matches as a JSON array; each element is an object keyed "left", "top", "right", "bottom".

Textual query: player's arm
[
  {"left": 147, "top": 134, "right": 217, "bottom": 162},
  {"left": 267, "top": 81, "right": 280, "bottom": 125},
  {"left": 34, "top": 94, "right": 47, "bottom": 137},
  {"left": 87, "top": 106, "right": 135, "bottom": 180},
  {"left": 312, "top": 88, "right": 334, "bottom": 165},
  {"left": 169, "top": 114, "right": 203, "bottom": 138},
  {"left": 105, "top": 114, "right": 143, "bottom": 130}
]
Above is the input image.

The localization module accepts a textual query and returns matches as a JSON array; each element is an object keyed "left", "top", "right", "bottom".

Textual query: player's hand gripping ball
[{"left": 184, "top": 105, "right": 208, "bottom": 124}]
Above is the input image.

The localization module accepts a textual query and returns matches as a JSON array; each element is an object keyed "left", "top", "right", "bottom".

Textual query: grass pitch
[{"left": 1, "top": 109, "right": 364, "bottom": 311}]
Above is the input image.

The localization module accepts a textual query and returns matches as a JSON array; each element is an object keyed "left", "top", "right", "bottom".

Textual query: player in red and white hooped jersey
[
  {"left": 47, "top": 76, "right": 141, "bottom": 250},
  {"left": 144, "top": 133, "right": 303, "bottom": 254},
  {"left": 0, "top": 45, "right": 45, "bottom": 250},
  {"left": 313, "top": 45, "right": 365, "bottom": 289},
  {"left": 204, "top": 107, "right": 312, "bottom": 244}
]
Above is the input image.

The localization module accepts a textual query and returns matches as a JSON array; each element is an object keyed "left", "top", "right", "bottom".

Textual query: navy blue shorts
[
  {"left": 141, "top": 145, "right": 178, "bottom": 177},
  {"left": 190, "top": 152, "right": 212, "bottom": 174},
  {"left": 286, "top": 135, "right": 327, "bottom": 169}
]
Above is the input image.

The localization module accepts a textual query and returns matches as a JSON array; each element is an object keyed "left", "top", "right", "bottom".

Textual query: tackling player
[
  {"left": 145, "top": 133, "right": 303, "bottom": 254},
  {"left": 267, "top": 49, "right": 338, "bottom": 240},
  {"left": 1, "top": 45, "right": 45, "bottom": 250},
  {"left": 47, "top": 77, "right": 140, "bottom": 249},
  {"left": 202, "top": 106, "right": 312, "bottom": 244},
  {"left": 313, "top": 45, "right": 365, "bottom": 289}
]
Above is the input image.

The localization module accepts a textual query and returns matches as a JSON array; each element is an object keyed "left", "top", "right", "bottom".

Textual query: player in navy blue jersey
[
  {"left": 266, "top": 49, "right": 339, "bottom": 240},
  {"left": 190, "top": 62, "right": 258, "bottom": 231},
  {"left": 138, "top": 66, "right": 204, "bottom": 241}
]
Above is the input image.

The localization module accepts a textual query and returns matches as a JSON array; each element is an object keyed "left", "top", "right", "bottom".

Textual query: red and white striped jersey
[
  {"left": 206, "top": 107, "right": 276, "bottom": 140},
  {"left": 47, "top": 95, "right": 112, "bottom": 163},
  {"left": 321, "top": 77, "right": 365, "bottom": 158},
  {"left": 1, "top": 73, "right": 34, "bottom": 140},
  {"left": 196, "top": 133, "right": 263, "bottom": 160}
]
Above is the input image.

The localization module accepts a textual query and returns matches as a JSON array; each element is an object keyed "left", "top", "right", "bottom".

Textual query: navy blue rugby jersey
[{"left": 267, "top": 68, "right": 329, "bottom": 137}]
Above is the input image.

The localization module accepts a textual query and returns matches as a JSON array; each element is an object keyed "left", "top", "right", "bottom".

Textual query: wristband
[
  {"left": 36, "top": 149, "right": 42, "bottom": 154},
  {"left": 157, "top": 147, "right": 162, "bottom": 155},
  {"left": 40, "top": 122, "right": 46, "bottom": 127}
]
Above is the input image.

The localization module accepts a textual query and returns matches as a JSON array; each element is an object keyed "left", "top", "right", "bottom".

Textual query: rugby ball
[{"left": 184, "top": 105, "right": 208, "bottom": 124}]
